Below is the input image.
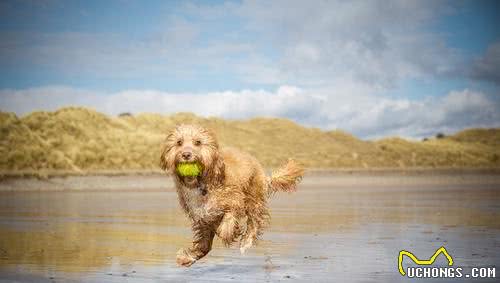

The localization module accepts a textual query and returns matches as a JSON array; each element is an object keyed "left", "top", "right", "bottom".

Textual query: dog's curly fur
[{"left": 160, "top": 124, "right": 304, "bottom": 267}]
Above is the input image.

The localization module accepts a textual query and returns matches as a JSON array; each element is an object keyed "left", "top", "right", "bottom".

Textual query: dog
[{"left": 160, "top": 124, "right": 304, "bottom": 266}]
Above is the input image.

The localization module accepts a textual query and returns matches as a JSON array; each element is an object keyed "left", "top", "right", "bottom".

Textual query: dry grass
[{"left": 1, "top": 107, "right": 499, "bottom": 175}]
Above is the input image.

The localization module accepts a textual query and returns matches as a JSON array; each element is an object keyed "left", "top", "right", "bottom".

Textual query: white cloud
[
  {"left": 1, "top": 86, "right": 498, "bottom": 139},
  {"left": 342, "top": 89, "right": 499, "bottom": 138}
]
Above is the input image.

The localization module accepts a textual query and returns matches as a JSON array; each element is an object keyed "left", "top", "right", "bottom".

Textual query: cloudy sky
[{"left": 0, "top": 0, "right": 499, "bottom": 138}]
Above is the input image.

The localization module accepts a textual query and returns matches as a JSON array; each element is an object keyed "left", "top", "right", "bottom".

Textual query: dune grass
[{"left": 0, "top": 107, "right": 499, "bottom": 176}]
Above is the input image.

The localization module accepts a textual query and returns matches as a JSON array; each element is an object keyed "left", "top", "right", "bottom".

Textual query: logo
[
  {"left": 398, "top": 246, "right": 453, "bottom": 276},
  {"left": 398, "top": 246, "right": 496, "bottom": 279}
]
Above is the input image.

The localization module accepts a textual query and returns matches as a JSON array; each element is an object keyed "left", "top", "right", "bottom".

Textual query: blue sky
[{"left": 0, "top": 0, "right": 499, "bottom": 138}]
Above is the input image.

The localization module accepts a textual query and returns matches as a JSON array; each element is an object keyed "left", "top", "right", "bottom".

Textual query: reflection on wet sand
[
  {"left": 0, "top": 175, "right": 499, "bottom": 282},
  {"left": 0, "top": 191, "right": 279, "bottom": 273},
  {"left": 270, "top": 183, "right": 500, "bottom": 232}
]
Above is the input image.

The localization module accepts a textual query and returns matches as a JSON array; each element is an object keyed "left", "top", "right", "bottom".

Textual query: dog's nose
[{"left": 182, "top": 152, "right": 192, "bottom": 160}]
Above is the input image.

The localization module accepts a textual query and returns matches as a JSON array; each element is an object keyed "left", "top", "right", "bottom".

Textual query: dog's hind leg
[
  {"left": 177, "top": 222, "right": 215, "bottom": 267},
  {"left": 240, "top": 202, "right": 269, "bottom": 254},
  {"left": 239, "top": 217, "right": 257, "bottom": 254}
]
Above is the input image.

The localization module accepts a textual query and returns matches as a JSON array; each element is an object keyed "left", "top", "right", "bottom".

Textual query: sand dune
[{"left": 1, "top": 107, "right": 499, "bottom": 175}]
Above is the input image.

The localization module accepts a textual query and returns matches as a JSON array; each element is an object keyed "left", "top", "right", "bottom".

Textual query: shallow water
[{"left": 0, "top": 177, "right": 499, "bottom": 282}]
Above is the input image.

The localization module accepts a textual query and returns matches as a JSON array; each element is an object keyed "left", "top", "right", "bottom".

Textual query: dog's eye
[
  {"left": 176, "top": 140, "right": 183, "bottom": 146},
  {"left": 194, "top": 140, "right": 202, "bottom": 146}
]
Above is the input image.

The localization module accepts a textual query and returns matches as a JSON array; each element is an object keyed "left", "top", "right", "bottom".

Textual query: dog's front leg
[{"left": 176, "top": 222, "right": 215, "bottom": 267}]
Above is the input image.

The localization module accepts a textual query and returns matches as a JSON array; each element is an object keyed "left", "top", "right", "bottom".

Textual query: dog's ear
[
  {"left": 198, "top": 125, "right": 225, "bottom": 184},
  {"left": 206, "top": 152, "right": 225, "bottom": 184},
  {"left": 160, "top": 133, "right": 175, "bottom": 172},
  {"left": 214, "top": 153, "right": 225, "bottom": 181},
  {"left": 159, "top": 143, "right": 169, "bottom": 171}
]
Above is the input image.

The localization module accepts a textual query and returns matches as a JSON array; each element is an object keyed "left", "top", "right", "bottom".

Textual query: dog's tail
[{"left": 266, "top": 159, "right": 304, "bottom": 196}]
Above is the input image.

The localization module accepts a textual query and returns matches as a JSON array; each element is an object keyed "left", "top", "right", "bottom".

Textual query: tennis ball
[{"left": 176, "top": 162, "right": 202, "bottom": 177}]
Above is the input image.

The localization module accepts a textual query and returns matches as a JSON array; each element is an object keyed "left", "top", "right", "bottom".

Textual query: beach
[{"left": 0, "top": 171, "right": 499, "bottom": 282}]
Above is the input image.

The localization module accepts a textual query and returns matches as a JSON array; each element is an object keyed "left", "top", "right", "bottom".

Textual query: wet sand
[{"left": 0, "top": 173, "right": 499, "bottom": 282}]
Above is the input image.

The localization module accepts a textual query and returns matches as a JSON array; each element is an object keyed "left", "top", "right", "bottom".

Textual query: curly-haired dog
[{"left": 160, "top": 124, "right": 304, "bottom": 267}]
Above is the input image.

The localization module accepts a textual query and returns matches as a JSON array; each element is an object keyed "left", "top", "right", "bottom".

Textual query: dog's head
[{"left": 160, "top": 124, "right": 224, "bottom": 185}]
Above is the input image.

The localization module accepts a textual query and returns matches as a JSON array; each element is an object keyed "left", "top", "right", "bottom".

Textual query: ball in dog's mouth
[{"left": 176, "top": 162, "right": 203, "bottom": 177}]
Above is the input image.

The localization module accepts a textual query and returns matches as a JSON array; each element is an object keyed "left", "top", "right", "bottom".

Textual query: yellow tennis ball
[{"left": 176, "top": 162, "right": 202, "bottom": 177}]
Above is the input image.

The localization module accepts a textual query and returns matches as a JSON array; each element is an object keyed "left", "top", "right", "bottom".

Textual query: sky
[{"left": 0, "top": 0, "right": 499, "bottom": 139}]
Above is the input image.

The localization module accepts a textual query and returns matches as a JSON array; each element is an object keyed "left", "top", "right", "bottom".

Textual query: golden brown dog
[{"left": 160, "top": 124, "right": 304, "bottom": 267}]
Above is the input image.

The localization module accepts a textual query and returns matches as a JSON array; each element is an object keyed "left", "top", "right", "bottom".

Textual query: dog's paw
[
  {"left": 176, "top": 248, "right": 196, "bottom": 267},
  {"left": 239, "top": 237, "right": 254, "bottom": 254}
]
